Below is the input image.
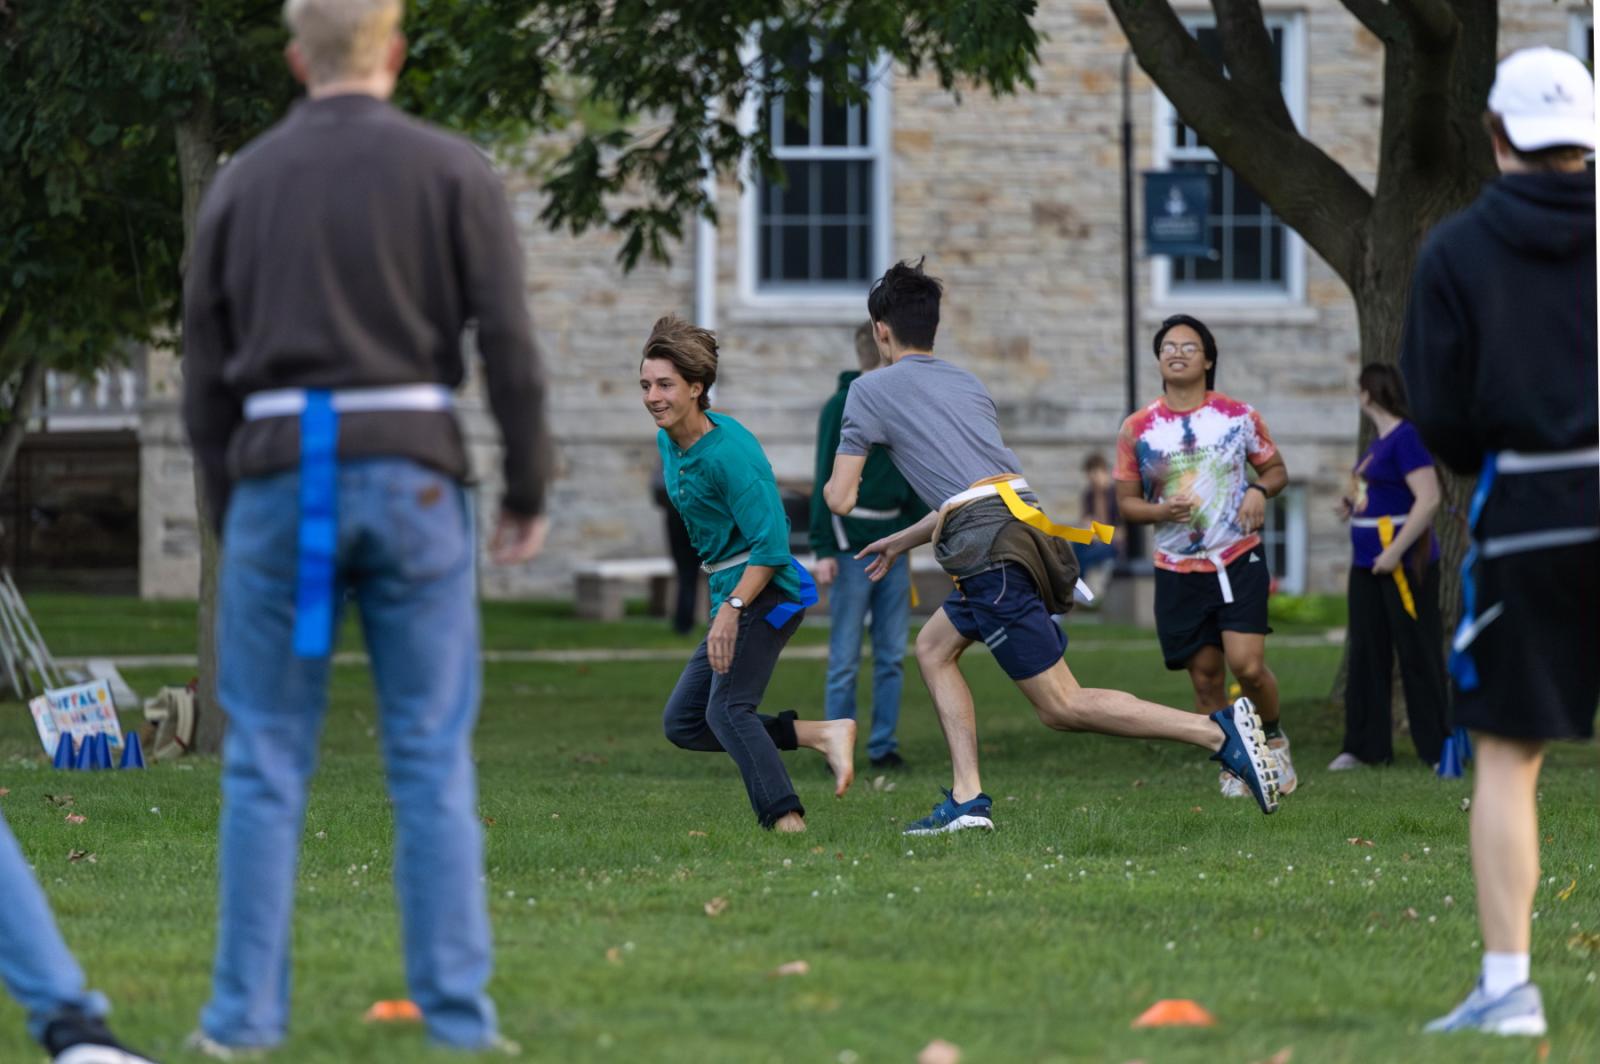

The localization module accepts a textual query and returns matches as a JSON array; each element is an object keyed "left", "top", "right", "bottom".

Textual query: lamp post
[{"left": 1120, "top": 50, "right": 1146, "bottom": 565}]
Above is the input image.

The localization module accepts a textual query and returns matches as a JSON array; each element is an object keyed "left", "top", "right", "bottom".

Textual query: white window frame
[
  {"left": 1570, "top": 10, "right": 1594, "bottom": 66},
  {"left": 1260, "top": 484, "right": 1308, "bottom": 594},
  {"left": 1150, "top": 12, "right": 1308, "bottom": 308},
  {"left": 736, "top": 49, "right": 893, "bottom": 317}
]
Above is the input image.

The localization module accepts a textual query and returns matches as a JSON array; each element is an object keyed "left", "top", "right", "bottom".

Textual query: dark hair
[
  {"left": 1152, "top": 314, "right": 1219, "bottom": 390},
  {"left": 853, "top": 321, "right": 881, "bottom": 371},
  {"left": 641, "top": 314, "right": 717, "bottom": 410},
  {"left": 1484, "top": 112, "right": 1590, "bottom": 172},
  {"left": 1082, "top": 453, "right": 1108, "bottom": 474},
  {"left": 1358, "top": 363, "right": 1410, "bottom": 420},
  {"left": 867, "top": 258, "right": 942, "bottom": 351}
]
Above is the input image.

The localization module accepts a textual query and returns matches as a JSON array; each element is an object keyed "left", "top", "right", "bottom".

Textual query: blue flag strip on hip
[
  {"left": 293, "top": 391, "right": 339, "bottom": 658},
  {"left": 764, "top": 558, "right": 818, "bottom": 629},
  {"left": 1448, "top": 453, "right": 1498, "bottom": 692}
]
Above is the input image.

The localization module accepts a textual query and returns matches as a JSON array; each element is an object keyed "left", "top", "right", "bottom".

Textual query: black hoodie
[{"left": 1400, "top": 172, "right": 1598, "bottom": 542}]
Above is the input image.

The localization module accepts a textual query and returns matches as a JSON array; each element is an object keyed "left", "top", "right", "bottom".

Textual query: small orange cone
[
  {"left": 1131, "top": 999, "right": 1216, "bottom": 1028},
  {"left": 363, "top": 1000, "right": 422, "bottom": 1024}
]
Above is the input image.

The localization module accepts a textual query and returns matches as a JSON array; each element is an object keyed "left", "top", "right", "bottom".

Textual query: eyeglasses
[{"left": 1159, "top": 342, "right": 1202, "bottom": 357}]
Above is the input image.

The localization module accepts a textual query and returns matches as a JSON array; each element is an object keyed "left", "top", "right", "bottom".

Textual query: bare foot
[
  {"left": 773, "top": 812, "right": 806, "bottom": 833},
  {"left": 792, "top": 717, "right": 857, "bottom": 797}
]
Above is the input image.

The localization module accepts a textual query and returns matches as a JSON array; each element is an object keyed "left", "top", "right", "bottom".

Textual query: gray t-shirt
[
  {"left": 838, "top": 354, "right": 1028, "bottom": 577},
  {"left": 838, "top": 355, "right": 1024, "bottom": 508}
]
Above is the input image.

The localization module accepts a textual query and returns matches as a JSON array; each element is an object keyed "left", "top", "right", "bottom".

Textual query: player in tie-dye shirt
[{"left": 1115, "top": 315, "right": 1295, "bottom": 798}]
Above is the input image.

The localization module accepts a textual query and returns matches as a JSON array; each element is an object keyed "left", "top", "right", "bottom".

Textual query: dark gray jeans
[{"left": 663, "top": 585, "right": 805, "bottom": 827}]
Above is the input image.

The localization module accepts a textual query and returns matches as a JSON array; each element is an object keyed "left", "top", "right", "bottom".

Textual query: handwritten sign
[{"left": 28, "top": 680, "right": 124, "bottom": 758}]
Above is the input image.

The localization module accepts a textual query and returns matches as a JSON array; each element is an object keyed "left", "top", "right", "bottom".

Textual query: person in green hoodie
[{"left": 810, "top": 324, "right": 930, "bottom": 770}]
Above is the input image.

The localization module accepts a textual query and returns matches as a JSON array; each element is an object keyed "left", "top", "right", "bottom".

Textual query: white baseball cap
[{"left": 1487, "top": 47, "right": 1596, "bottom": 152}]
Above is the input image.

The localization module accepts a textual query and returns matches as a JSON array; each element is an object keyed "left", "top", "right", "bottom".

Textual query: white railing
[{"left": 41, "top": 367, "right": 144, "bottom": 430}]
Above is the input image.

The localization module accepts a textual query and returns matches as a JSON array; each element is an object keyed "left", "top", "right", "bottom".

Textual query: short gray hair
[{"left": 283, "top": 0, "right": 403, "bottom": 84}]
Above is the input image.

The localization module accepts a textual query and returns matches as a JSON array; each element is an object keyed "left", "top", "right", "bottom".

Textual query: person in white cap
[{"left": 1402, "top": 46, "right": 1597, "bottom": 1037}]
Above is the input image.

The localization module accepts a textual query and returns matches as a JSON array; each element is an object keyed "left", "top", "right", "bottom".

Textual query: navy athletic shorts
[{"left": 942, "top": 563, "right": 1067, "bottom": 681}]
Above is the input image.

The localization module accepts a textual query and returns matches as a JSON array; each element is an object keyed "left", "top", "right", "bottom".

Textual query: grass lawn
[{"left": 0, "top": 598, "right": 1594, "bottom": 1063}]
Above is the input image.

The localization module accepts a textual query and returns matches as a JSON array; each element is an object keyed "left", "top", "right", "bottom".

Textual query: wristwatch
[{"left": 726, "top": 596, "right": 746, "bottom": 611}]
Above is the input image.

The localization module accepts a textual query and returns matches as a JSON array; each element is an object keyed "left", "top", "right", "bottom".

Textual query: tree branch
[
  {"left": 1338, "top": 0, "right": 1402, "bottom": 43},
  {"left": 1109, "top": 0, "right": 1374, "bottom": 286},
  {"left": 0, "top": 355, "right": 45, "bottom": 489},
  {"left": 1210, "top": 0, "right": 1292, "bottom": 130},
  {"left": 1393, "top": 0, "right": 1458, "bottom": 49}
]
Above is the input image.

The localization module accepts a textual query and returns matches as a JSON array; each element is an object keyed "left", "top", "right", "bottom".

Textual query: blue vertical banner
[{"left": 1143, "top": 171, "right": 1213, "bottom": 257}]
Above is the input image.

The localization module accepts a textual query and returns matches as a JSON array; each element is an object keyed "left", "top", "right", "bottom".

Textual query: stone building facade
[{"left": 135, "top": 0, "right": 1593, "bottom": 600}]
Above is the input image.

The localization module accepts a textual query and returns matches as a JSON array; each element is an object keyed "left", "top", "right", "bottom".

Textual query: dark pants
[
  {"left": 664, "top": 506, "right": 701, "bottom": 633},
  {"left": 662, "top": 586, "right": 805, "bottom": 827},
  {"left": 1343, "top": 561, "right": 1452, "bottom": 765}
]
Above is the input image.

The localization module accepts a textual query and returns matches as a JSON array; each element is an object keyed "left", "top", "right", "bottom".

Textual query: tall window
[
  {"left": 742, "top": 46, "right": 890, "bottom": 302},
  {"left": 1571, "top": 11, "right": 1594, "bottom": 66},
  {"left": 1259, "top": 486, "right": 1308, "bottom": 594},
  {"left": 1152, "top": 16, "right": 1306, "bottom": 303}
]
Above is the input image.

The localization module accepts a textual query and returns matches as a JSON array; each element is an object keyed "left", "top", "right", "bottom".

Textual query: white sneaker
[
  {"left": 1424, "top": 980, "right": 1547, "bottom": 1036},
  {"left": 1268, "top": 733, "right": 1297, "bottom": 795},
  {"left": 183, "top": 1031, "right": 268, "bottom": 1061},
  {"left": 1327, "top": 752, "right": 1366, "bottom": 772},
  {"left": 1219, "top": 770, "right": 1247, "bottom": 798}
]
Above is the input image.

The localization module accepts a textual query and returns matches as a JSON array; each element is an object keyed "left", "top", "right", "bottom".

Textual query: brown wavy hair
[{"left": 641, "top": 315, "right": 717, "bottom": 410}]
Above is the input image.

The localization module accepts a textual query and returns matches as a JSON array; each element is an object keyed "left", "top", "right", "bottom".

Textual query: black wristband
[{"left": 1245, "top": 483, "right": 1268, "bottom": 498}]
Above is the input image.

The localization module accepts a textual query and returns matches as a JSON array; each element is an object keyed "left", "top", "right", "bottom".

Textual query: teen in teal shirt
[
  {"left": 658, "top": 411, "right": 802, "bottom": 619},
  {"left": 641, "top": 315, "right": 855, "bottom": 832}
]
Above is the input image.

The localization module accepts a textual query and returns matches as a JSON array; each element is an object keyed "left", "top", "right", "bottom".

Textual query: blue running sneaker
[
  {"left": 1208, "top": 697, "right": 1279, "bottom": 814},
  {"left": 1424, "top": 981, "right": 1547, "bottom": 1036},
  {"left": 903, "top": 788, "right": 994, "bottom": 835}
]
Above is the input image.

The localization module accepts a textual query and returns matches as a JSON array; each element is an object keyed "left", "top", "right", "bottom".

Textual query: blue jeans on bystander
[{"left": 824, "top": 553, "right": 910, "bottom": 760}]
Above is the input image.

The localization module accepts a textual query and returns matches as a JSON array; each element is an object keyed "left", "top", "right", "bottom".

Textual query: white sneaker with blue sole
[{"left": 1424, "top": 981, "right": 1547, "bottom": 1036}]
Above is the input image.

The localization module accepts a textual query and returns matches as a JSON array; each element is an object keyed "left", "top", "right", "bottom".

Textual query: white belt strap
[
  {"left": 1350, "top": 514, "right": 1409, "bottom": 529},
  {"left": 1074, "top": 577, "right": 1095, "bottom": 604},
  {"left": 1480, "top": 526, "right": 1600, "bottom": 559},
  {"left": 832, "top": 506, "right": 903, "bottom": 551},
  {"left": 1210, "top": 551, "right": 1234, "bottom": 604},
  {"left": 1496, "top": 447, "right": 1599, "bottom": 474},
  {"left": 702, "top": 551, "right": 750, "bottom": 575},
  {"left": 244, "top": 384, "right": 455, "bottom": 421},
  {"left": 941, "top": 478, "right": 1029, "bottom": 510}
]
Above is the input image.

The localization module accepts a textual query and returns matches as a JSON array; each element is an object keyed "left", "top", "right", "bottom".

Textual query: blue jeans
[
  {"left": 204, "top": 459, "right": 496, "bottom": 1049},
  {"left": 824, "top": 553, "right": 910, "bottom": 759},
  {"left": 0, "top": 810, "right": 108, "bottom": 1044}
]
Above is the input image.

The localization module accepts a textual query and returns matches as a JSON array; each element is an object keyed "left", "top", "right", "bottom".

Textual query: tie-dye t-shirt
[{"left": 1115, "top": 392, "right": 1279, "bottom": 573}]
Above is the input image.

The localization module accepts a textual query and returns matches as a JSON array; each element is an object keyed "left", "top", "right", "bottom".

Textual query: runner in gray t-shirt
[{"left": 823, "top": 260, "right": 1282, "bottom": 834}]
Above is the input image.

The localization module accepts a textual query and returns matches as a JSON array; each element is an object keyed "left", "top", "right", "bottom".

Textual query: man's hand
[
  {"left": 1236, "top": 487, "right": 1266, "bottom": 533},
  {"left": 489, "top": 511, "right": 547, "bottom": 565},
  {"left": 855, "top": 533, "right": 902, "bottom": 582},
  {"left": 1164, "top": 493, "right": 1197, "bottom": 523},
  {"left": 707, "top": 605, "right": 740, "bottom": 673},
  {"left": 813, "top": 556, "right": 839, "bottom": 587}
]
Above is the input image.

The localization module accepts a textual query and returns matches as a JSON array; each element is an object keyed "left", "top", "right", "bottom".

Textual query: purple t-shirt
[{"left": 1351, "top": 420, "right": 1439, "bottom": 568}]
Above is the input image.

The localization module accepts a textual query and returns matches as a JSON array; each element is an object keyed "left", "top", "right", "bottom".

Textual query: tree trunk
[
  {"left": 0, "top": 355, "right": 47, "bottom": 489},
  {"left": 176, "top": 102, "right": 223, "bottom": 754}
]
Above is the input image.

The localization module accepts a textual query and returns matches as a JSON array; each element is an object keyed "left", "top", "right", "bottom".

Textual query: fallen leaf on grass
[
  {"left": 572, "top": 753, "right": 608, "bottom": 765},
  {"left": 43, "top": 794, "right": 74, "bottom": 808},
  {"left": 605, "top": 947, "right": 623, "bottom": 965},
  {"left": 703, "top": 896, "right": 728, "bottom": 917},
  {"left": 481, "top": 816, "right": 496, "bottom": 827},
  {"left": 1346, "top": 837, "right": 1375, "bottom": 847},
  {"left": 1403, "top": 908, "right": 1419, "bottom": 920},
  {"left": 1556, "top": 879, "right": 1577, "bottom": 902},
  {"left": 1251, "top": 1049, "right": 1292, "bottom": 1064},
  {"left": 67, "top": 849, "right": 95, "bottom": 864},
  {"left": 1460, "top": 798, "right": 1471, "bottom": 812},
  {"left": 0, "top": 787, "right": 10, "bottom": 796},
  {"left": 1567, "top": 931, "right": 1600, "bottom": 953},
  {"left": 918, "top": 1039, "right": 962, "bottom": 1064},
  {"left": 810, "top": 846, "right": 824, "bottom": 854},
  {"left": 1132, "top": 779, "right": 1146, "bottom": 789},
  {"left": 769, "top": 960, "right": 810, "bottom": 977},
  {"left": 64, "top": 814, "right": 86, "bottom": 825},
  {"left": 1537, "top": 1040, "right": 1551, "bottom": 1062},
  {"left": 1189, "top": 806, "right": 1205, "bottom": 814},
  {"left": 688, "top": 831, "right": 707, "bottom": 837}
]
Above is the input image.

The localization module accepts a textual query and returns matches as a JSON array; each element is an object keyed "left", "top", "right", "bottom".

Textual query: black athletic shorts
[
  {"left": 1154, "top": 549, "right": 1272, "bottom": 670},
  {"left": 1454, "top": 543, "right": 1598, "bottom": 741}
]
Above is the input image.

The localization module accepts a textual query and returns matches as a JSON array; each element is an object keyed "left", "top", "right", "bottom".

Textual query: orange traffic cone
[{"left": 1131, "top": 999, "right": 1217, "bottom": 1028}]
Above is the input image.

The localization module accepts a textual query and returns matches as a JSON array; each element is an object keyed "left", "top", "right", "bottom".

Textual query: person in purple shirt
[{"left": 1332, "top": 364, "right": 1451, "bottom": 769}]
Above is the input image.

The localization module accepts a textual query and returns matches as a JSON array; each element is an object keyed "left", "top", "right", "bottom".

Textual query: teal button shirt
[{"left": 659, "top": 412, "right": 801, "bottom": 619}]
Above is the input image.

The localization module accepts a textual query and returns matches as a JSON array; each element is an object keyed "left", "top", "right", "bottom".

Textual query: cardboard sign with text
[{"left": 28, "top": 679, "right": 124, "bottom": 757}]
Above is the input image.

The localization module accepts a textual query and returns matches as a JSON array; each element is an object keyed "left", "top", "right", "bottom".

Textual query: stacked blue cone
[
  {"left": 118, "top": 732, "right": 145, "bottom": 769},
  {"left": 51, "top": 732, "right": 147, "bottom": 771},
  {"left": 1436, "top": 726, "right": 1473, "bottom": 779}
]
